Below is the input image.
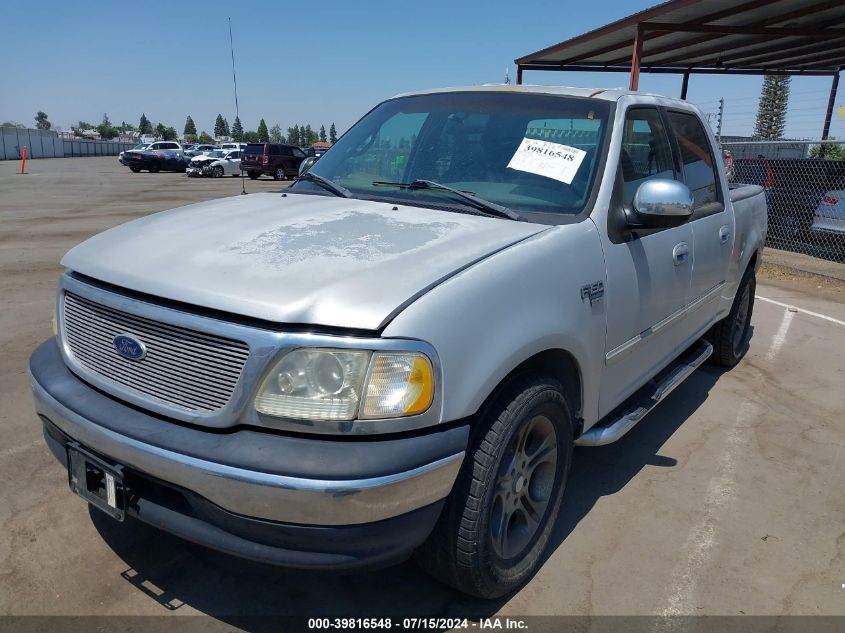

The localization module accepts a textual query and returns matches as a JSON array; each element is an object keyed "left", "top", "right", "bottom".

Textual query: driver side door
[{"left": 597, "top": 106, "right": 694, "bottom": 415}]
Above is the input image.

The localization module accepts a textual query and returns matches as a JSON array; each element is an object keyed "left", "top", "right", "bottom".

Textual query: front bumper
[{"left": 30, "top": 339, "right": 466, "bottom": 568}]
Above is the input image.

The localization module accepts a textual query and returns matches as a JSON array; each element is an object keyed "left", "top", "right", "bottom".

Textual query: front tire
[
  {"left": 129, "top": 167, "right": 140, "bottom": 173},
  {"left": 248, "top": 171, "right": 259, "bottom": 180},
  {"left": 148, "top": 161, "right": 160, "bottom": 173},
  {"left": 212, "top": 165, "right": 224, "bottom": 178},
  {"left": 707, "top": 265, "right": 756, "bottom": 367},
  {"left": 416, "top": 374, "right": 573, "bottom": 598},
  {"left": 273, "top": 167, "right": 285, "bottom": 181}
]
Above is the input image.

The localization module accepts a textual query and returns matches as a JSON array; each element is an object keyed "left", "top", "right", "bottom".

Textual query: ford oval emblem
[{"left": 113, "top": 334, "right": 146, "bottom": 361}]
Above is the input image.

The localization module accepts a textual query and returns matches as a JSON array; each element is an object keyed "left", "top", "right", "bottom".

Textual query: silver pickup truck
[{"left": 29, "top": 85, "right": 766, "bottom": 598}]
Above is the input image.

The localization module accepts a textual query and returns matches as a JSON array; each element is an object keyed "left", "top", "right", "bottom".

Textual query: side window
[
  {"left": 281, "top": 147, "right": 294, "bottom": 156},
  {"left": 292, "top": 148, "right": 306, "bottom": 158},
  {"left": 666, "top": 111, "right": 720, "bottom": 211},
  {"left": 620, "top": 108, "right": 676, "bottom": 203}
]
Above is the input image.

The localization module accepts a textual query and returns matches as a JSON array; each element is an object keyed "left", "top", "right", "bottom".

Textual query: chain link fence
[{"left": 722, "top": 140, "right": 845, "bottom": 263}]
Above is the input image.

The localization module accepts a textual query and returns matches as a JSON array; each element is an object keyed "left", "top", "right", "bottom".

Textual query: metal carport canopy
[{"left": 514, "top": 0, "right": 845, "bottom": 138}]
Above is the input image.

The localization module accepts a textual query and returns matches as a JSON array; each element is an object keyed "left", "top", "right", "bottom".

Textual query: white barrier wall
[{"left": 0, "top": 127, "right": 133, "bottom": 160}]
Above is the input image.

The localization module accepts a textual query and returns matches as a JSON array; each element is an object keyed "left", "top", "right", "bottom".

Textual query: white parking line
[
  {"left": 757, "top": 295, "right": 845, "bottom": 327},
  {"left": 765, "top": 309, "right": 794, "bottom": 362},
  {"left": 657, "top": 402, "right": 756, "bottom": 622}
]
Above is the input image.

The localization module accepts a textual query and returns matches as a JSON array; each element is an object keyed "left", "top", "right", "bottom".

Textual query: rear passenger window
[
  {"left": 666, "top": 111, "right": 721, "bottom": 211},
  {"left": 620, "top": 108, "right": 676, "bottom": 203},
  {"left": 281, "top": 147, "right": 293, "bottom": 156}
]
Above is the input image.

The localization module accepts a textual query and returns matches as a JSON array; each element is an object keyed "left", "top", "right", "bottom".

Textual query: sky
[{"left": 2, "top": 0, "right": 842, "bottom": 140}]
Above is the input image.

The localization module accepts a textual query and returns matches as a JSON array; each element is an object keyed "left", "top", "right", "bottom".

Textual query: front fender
[{"left": 382, "top": 221, "right": 608, "bottom": 428}]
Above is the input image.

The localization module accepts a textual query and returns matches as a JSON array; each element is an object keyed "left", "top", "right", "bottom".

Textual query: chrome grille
[{"left": 62, "top": 291, "right": 250, "bottom": 412}]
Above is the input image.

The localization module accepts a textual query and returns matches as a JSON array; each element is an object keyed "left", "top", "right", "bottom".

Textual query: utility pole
[{"left": 716, "top": 97, "right": 724, "bottom": 144}]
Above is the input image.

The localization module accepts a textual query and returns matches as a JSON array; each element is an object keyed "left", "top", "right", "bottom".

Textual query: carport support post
[
  {"left": 629, "top": 24, "right": 644, "bottom": 91},
  {"left": 680, "top": 71, "right": 690, "bottom": 100},
  {"left": 821, "top": 69, "right": 840, "bottom": 141},
  {"left": 516, "top": 65, "right": 523, "bottom": 85}
]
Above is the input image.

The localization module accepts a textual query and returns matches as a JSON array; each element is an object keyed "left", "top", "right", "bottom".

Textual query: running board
[{"left": 575, "top": 340, "right": 713, "bottom": 447}]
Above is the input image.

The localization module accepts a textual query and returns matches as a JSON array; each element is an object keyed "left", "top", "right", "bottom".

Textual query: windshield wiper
[
  {"left": 297, "top": 171, "right": 352, "bottom": 198},
  {"left": 372, "top": 179, "right": 524, "bottom": 221}
]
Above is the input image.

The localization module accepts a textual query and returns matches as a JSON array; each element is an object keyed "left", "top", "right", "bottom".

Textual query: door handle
[
  {"left": 672, "top": 242, "right": 690, "bottom": 266},
  {"left": 719, "top": 225, "right": 730, "bottom": 244}
]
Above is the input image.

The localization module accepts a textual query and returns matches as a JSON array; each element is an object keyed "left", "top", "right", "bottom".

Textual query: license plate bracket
[{"left": 67, "top": 443, "right": 126, "bottom": 521}]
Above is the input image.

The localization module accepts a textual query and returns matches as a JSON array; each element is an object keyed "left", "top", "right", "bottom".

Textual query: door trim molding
[{"left": 605, "top": 280, "right": 725, "bottom": 364}]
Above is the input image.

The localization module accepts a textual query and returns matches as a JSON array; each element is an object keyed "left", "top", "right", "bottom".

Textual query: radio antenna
[{"left": 228, "top": 17, "right": 247, "bottom": 195}]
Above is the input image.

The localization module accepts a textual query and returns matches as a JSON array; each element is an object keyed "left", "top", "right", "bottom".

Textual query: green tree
[
  {"left": 1, "top": 121, "right": 26, "bottom": 129},
  {"left": 269, "top": 123, "right": 284, "bottom": 143},
  {"left": 155, "top": 122, "right": 166, "bottom": 139},
  {"left": 197, "top": 131, "right": 214, "bottom": 144},
  {"left": 162, "top": 126, "right": 178, "bottom": 141},
  {"left": 214, "top": 114, "right": 227, "bottom": 138},
  {"left": 288, "top": 125, "right": 300, "bottom": 146},
  {"left": 139, "top": 113, "right": 153, "bottom": 135},
  {"left": 243, "top": 130, "right": 260, "bottom": 143},
  {"left": 34, "top": 111, "right": 51, "bottom": 130},
  {"left": 754, "top": 75, "right": 791, "bottom": 140},
  {"left": 257, "top": 118, "right": 269, "bottom": 142},
  {"left": 97, "top": 113, "right": 117, "bottom": 139},
  {"left": 319, "top": 124, "right": 327, "bottom": 142},
  {"left": 303, "top": 124, "right": 315, "bottom": 146},
  {"left": 231, "top": 116, "right": 244, "bottom": 141},
  {"left": 184, "top": 115, "right": 197, "bottom": 137},
  {"left": 809, "top": 141, "right": 845, "bottom": 160},
  {"left": 329, "top": 122, "right": 337, "bottom": 144}
]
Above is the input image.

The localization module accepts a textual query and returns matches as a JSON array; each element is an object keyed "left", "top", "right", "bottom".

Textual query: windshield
[
  {"left": 291, "top": 92, "right": 609, "bottom": 216},
  {"left": 206, "top": 150, "right": 225, "bottom": 158}
]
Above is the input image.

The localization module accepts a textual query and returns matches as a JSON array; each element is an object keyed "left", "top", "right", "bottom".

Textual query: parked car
[
  {"left": 184, "top": 144, "right": 220, "bottom": 157},
  {"left": 241, "top": 142, "right": 307, "bottom": 180},
  {"left": 122, "top": 149, "right": 190, "bottom": 173},
  {"left": 811, "top": 190, "right": 845, "bottom": 235},
  {"left": 30, "top": 86, "right": 766, "bottom": 599},
  {"left": 118, "top": 143, "right": 150, "bottom": 165},
  {"left": 220, "top": 142, "right": 248, "bottom": 152},
  {"left": 186, "top": 149, "right": 242, "bottom": 177}
]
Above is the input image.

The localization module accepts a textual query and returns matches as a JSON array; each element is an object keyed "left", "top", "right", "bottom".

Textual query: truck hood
[{"left": 62, "top": 193, "right": 547, "bottom": 330}]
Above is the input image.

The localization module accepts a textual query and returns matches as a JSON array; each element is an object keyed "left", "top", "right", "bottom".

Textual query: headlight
[
  {"left": 255, "top": 348, "right": 434, "bottom": 422},
  {"left": 255, "top": 349, "right": 370, "bottom": 421}
]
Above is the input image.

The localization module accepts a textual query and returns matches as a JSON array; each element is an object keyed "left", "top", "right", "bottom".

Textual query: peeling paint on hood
[{"left": 61, "top": 192, "right": 548, "bottom": 330}]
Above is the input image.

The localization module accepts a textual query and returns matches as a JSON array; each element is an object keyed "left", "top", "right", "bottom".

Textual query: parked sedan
[
  {"left": 123, "top": 149, "right": 190, "bottom": 173},
  {"left": 184, "top": 144, "right": 220, "bottom": 157},
  {"left": 812, "top": 190, "right": 845, "bottom": 235},
  {"left": 118, "top": 143, "right": 150, "bottom": 165},
  {"left": 186, "top": 150, "right": 241, "bottom": 177}
]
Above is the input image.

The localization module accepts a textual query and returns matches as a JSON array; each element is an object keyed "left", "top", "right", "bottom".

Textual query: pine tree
[
  {"left": 232, "top": 116, "right": 243, "bottom": 141},
  {"left": 139, "top": 113, "right": 152, "bottom": 135},
  {"left": 304, "top": 124, "right": 314, "bottom": 145},
  {"left": 184, "top": 115, "right": 197, "bottom": 137},
  {"left": 257, "top": 118, "right": 269, "bottom": 142},
  {"left": 329, "top": 122, "right": 337, "bottom": 144},
  {"left": 155, "top": 122, "right": 167, "bottom": 139},
  {"left": 214, "top": 114, "right": 226, "bottom": 138},
  {"left": 754, "top": 75, "right": 790, "bottom": 140},
  {"left": 319, "top": 125, "right": 327, "bottom": 142},
  {"left": 288, "top": 125, "right": 300, "bottom": 146}
]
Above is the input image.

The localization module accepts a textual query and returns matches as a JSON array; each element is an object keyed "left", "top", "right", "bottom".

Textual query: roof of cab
[{"left": 392, "top": 84, "right": 637, "bottom": 102}]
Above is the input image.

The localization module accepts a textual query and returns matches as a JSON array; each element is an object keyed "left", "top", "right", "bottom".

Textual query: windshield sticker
[{"left": 507, "top": 138, "right": 587, "bottom": 184}]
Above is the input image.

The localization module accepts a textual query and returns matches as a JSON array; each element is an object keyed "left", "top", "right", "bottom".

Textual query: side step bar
[{"left": 576, "top": 340, "right": 713, "bottom": 447}]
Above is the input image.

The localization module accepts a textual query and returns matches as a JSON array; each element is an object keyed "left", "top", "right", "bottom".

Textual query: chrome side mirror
[
  {"left": 299, "top": 156, "right": 318, "bottom": 176},
  {"left": 631, "top": 179, "right": 694, "bottom": 228}
]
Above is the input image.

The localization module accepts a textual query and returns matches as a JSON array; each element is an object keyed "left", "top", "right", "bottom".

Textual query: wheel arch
[{"left": 475, "top": 347, "right": 584, "bottom": 438}]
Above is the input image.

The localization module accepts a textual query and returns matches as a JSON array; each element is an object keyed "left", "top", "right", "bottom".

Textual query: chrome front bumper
[{"left": 30, "top": 341, "right": 464, "bottom": 527}]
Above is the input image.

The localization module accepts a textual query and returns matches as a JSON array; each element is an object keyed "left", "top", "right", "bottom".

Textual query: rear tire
[
  {"left": 416, "top": 374, "right": 573, "bottom": 599},
  {"left": 706, "top": 265, "right": 756, "bottom": 367},
  {"left": 248, "top": 171, "right": 260, "bottom": 180},
  {"left": 273, "top": 167, "right": 285, "bottom": 181}
]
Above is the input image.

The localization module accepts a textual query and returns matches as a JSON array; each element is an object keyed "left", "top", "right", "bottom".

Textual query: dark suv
[{"left": 241, "top": 143, "right": 307, "bottom": 180}]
